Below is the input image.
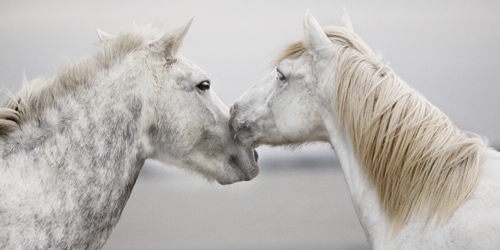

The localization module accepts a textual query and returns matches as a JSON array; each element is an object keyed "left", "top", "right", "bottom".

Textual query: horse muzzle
[{"left": 217, "top": 148, "right": 259, "bottom": 185}]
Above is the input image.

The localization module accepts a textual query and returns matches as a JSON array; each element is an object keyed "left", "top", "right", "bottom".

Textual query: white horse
[
  {"left": 230, "top": 9, "right": 500, "bottom": 250},
  {"left": 0, "top": 19, "right": 258, "bottom": 249}
]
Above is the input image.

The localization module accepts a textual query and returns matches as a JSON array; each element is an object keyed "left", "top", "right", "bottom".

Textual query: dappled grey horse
[{"left": 0, "top": 19, "right": 258, "bottom": 249}]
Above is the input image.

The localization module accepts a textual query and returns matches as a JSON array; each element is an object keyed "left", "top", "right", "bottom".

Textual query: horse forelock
[
  {"left": 0, "top": 25, "right": 167, "bottom": 138},
  {"left": 276, "top": 25, "right": 487, "bottom": 235}
]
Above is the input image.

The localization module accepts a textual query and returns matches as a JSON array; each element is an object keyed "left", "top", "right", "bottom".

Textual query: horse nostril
[
  {"left": 229, "top": 154, "right": 238, "bottom": 168},
  {"left": 253, "top": 149, "right": 259, "bottom": 162}
]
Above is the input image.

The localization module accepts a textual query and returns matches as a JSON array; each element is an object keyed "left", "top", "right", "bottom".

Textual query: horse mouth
[{"left": 229, "top": 149, "right": 259, "bottom": 180}]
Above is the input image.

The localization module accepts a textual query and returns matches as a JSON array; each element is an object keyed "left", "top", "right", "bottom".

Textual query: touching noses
[
  {"left": 229, "top": 103, "right": 244, "bottom": 140},
  {"left": 229, "top": 103, "right": 256, "bottom": 147}
]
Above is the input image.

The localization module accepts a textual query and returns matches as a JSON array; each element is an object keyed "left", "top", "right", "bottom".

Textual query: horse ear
[
  {"left": 303, "top": 10, "right": 331, "bottom": 51},
  {"left": 96, "top": 29, "right": 114, "bottom": 42},
  {"left": 156, "top": 16, "right": 194, "bottom": 57},
  {"left": 340, "top": 8, "right": 354, "bottom": 32}
]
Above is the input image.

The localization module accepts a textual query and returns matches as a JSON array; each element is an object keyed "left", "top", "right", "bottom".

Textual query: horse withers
[
  {"left": 0, "top": 19, "right": 258, "bottom": 249},
  {"left": 230, "top": 9, "right": 500, "bottom": 249}
]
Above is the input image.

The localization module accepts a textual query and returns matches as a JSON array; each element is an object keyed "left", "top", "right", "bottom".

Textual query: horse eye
[
  {"left": 196, "top": 80, "right": 210, "bottom": 91},
  {"left": 277, "top": 69, "right": 287, "bottom": 83}
]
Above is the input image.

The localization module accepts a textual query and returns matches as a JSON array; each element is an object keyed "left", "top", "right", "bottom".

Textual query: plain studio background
[{"left": 1, "top": 1, "right": 499, "bottom": 250}]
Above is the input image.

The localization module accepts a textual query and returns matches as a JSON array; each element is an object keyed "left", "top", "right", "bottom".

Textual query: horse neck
[
  {"left": 65, "top": 61, "right": 149, "bottom": 180},
  {"left": 314, "top": 49, "right": 387, "bottom": 243},
  {"left": 317, "top": 62, "right": 389, "bottom": 244}
]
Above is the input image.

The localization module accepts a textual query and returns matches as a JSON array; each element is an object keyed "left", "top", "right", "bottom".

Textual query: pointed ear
[
  {"left": 155, "top": 16, "right": 194, "bottom": 57},
  {"left": 340, "top": 8, "right": 354, "bottom": 32},
  {"left": 304, "top": 10, "right": 331, "bottom": 51},
  {"left": 96, "top": 28, "right": 114, "bottom": 42}
]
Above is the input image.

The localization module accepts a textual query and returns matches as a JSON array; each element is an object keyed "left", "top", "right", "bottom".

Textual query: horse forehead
[
  {"left": 281, "top": 52, "right": 315, "bottom": 72},
  {"left": 172, "top": 55, "right": 207, "bottom": 79},
  {"left": 295, "top": 51, "right": 334, "bottom": 81}
]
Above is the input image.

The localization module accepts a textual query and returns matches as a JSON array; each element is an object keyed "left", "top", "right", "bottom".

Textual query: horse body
[
  {"left": 0, "top": 19, "right": 258, "bottom": 249},
  {"left": 230, "top": 9, "right": 500, "bottom": 249}
]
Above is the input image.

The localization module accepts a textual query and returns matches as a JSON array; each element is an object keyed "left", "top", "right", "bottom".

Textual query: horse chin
[
  {"left": 215, "top": 164, "right": 258, "bottom": 185},
  {"left": 215, "top": 174, "right": 244, "bottom": 185}
]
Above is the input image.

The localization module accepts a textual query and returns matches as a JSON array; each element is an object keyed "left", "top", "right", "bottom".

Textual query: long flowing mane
[
  {"left": 0, "top": 26, "right": 163, "bottom": 137},
  {"left": 275, "top": 26, "right": 487, "bottom": 234}
]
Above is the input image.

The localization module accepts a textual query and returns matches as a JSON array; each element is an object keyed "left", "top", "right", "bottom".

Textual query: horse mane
[
  {"left": 0, "top": 25, "right": 163, "bottom": 137},
  {"left": 274, "top": 26, "right": 487, "bottom": 235}
]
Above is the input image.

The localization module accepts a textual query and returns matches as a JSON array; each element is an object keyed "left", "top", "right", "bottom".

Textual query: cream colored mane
[
  {"left": 275, "top": 26, "right": 487, "bottom": 234},
  {"left": 0, "top": 26, "right": 162, "bottom": 137}
]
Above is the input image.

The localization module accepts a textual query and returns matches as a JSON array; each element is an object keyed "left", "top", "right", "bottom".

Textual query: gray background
[{"left": 1, "top": 1, "right": 499, "bottom": 249}]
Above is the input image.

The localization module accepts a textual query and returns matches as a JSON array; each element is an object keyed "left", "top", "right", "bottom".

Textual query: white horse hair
[
  {"left": 230, "top": 9, "right": 500, "bottom": 249},
  {"left": 0, "top": 19, "right": 258, "bottom": 249}
]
